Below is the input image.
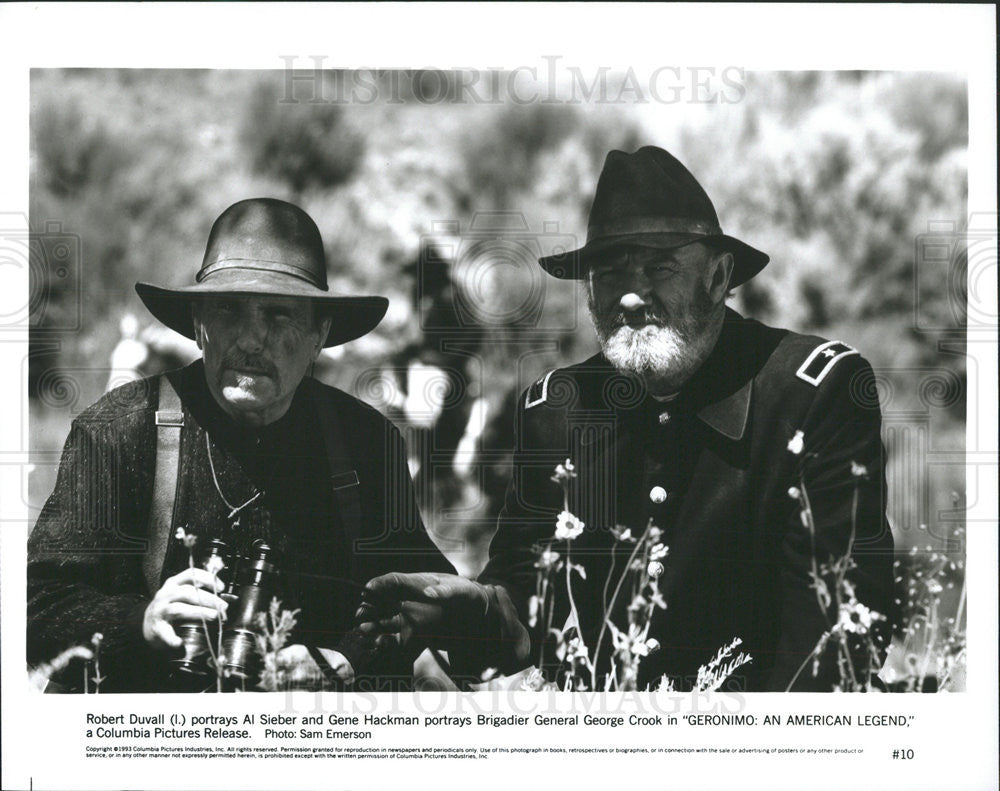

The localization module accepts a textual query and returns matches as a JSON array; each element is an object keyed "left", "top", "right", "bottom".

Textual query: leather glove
[{"left": 357, "top": 572, "right": 530, "bottom": 676}]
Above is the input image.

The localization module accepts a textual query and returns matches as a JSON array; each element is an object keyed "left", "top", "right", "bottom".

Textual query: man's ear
[
  {"left": 314, "top": 316, "right": 332, "bottom": 358},
  {"left": 707, "top": 251, "right": 735, "bottom": 303},
  {"left": 191, "top": 305, "right": 204, "bottom": 350}
]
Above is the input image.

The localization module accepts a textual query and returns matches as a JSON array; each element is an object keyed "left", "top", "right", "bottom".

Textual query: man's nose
[
  {"left": 620, "top": 263, "right": 654, "bottom": 302},
  {"left": 236, "top": 311, "right": 268, "bottom": 351}
]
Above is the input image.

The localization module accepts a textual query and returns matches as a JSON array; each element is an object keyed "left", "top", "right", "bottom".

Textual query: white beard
[
  {"left": 599, "top": 323, "right": 701, "bottom": 382},
  {"left": 588, "top": 292, "right": 720, "bottom": 393}
]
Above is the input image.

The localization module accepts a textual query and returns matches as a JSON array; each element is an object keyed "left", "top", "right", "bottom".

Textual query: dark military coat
[
  {"left": 481, "top": 309, "right": 895, "bottom": 691},
  {"left": 27, "top": 361, "right": 454, "bottom": 692}
]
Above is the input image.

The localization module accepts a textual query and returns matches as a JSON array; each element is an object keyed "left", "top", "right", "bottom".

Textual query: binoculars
[{"left": 170, "top": 537, "right": 282, "bottom": 687}]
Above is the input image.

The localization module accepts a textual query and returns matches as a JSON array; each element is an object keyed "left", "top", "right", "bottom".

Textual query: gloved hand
[{"left": 357, "top": 572, "right": 530, "bottom": 675}]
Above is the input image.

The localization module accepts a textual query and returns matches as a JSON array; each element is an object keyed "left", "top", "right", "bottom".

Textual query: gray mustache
[
  {"left": 224, "top": 353, "right": 278, "bottom": 378},
  {"left": 610, "top": 306, "right": 669, "bottom": 327}
]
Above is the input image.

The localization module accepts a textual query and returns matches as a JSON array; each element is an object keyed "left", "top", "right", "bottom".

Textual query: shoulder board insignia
[
  {"left": 525, "top": 370, "right": 556, "bottom": 409},
  {"left": 796, "top": 341, "right": 860, "bottom": 386}
]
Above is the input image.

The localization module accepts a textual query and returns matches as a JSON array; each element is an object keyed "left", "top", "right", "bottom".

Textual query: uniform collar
[
  {"left": 695, "top": 379, "right": 751, "bottom": 440},
  {"left": 678, "top": 308, "right": 753, "bottom": 441},
  {"left": 582, "top": 309, "right": 755, "bottom": 440}
]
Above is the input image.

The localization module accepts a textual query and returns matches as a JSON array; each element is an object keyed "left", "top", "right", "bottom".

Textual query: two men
[
  {"left": 27, "top": 199, "right": 454, "bottom": 691},
  {"left": 29, "top": 146, "right": 895, "bottom": 692},
  {"left": 365, "top": 146, "right": 895, "bottom": 691}
]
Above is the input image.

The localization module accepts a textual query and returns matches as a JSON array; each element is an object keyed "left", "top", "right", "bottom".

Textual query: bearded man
[{"left": 361, "top": 146, "right": 895, "bottom": 692}]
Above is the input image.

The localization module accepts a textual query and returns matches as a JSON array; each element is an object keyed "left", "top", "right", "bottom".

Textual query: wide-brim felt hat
[
  {"left": 136, "top": 198, "right": 387, "bottom": 347},
  {"left": 538, "top": 146, "right": 769, "bottom": 287}
]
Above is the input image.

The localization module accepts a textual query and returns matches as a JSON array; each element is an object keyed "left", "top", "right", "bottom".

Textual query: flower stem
[
  {"left": 591, "top": 519, "right": 651, "bottom": 689},
  {"left": 563, "top": 539, "right": 590, "bottom": 682}
]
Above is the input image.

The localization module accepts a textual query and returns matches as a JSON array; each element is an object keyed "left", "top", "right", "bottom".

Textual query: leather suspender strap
[
  {"left": 143, "top": 374, "right": 184, "bottom": 596},
  {"left": 309, "top": 380, "right": 362, "bottom": 581}
]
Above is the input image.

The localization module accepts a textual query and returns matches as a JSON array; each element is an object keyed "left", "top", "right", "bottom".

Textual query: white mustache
[{"left": 608, "top": 307, "right": 669, "bottom": 328}]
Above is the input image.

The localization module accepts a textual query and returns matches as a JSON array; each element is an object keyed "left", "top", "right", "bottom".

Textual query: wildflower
[
  {"left": 527, "top": 595, "right": 540, "bottom": 628},
  {"left": 644, "top": 638, "right": 661, "bottom": 655},
  {"left": 627, "top": 595, "right": 649, "bottom": 626},
  {"left": 520, "top": 667, "right": 549, "bottom": 691},
  {"left": 30, "top": 644, "right": 94, "bottom": 689},
  {"left": 610, "top": 525, "right": 635, "bottom": 542},
  {"left": 554, "top": 510, "right": 584, "bottom": 541},
  {"left": 649, "top": 543, "right": 669, "bottom": 561},
  {"left": 534, "top": 548, "right": 561, "bottom": 571},
  {"left": 787, "top": 486, "right": 801, "bottom": 500},
  {"left": 836, "top": 600, "right": 882, "bottom": 635},
  {"left": 786, "top": 430, "right": 805, "bottom": 455},
  {"left": 647, "top": 525, "right": 663, "bottom": 544},
  {"left": 850, "top": 460, "right": 869, "bottom": 478},
  {"left": 205, "top": 554, "right": 226, "bottom": 576},
  {"left": 647, "top": 560, "right": 665, "bottom": 579},
  {"left": 90, "top": 633, "right": 103, "bottom": 650},
  {"left": 174, "top": 526, "right": 197, "bottom": 549},
  {"left": 550, "top": 458, "right": 578, "bottom": 485},
  {"left": 565, "top": 636, "right": 589, "bottom": 663},
  {"left": 811, "top": 633, "right": 830, "bottom": 678},
  {"left": 809, "top": 573, "right": 831, "bottom": 610}
]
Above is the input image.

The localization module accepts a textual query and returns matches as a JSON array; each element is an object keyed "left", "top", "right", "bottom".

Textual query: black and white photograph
[{"left": 1, "top": 4, "right": 996, "bottom": 791}]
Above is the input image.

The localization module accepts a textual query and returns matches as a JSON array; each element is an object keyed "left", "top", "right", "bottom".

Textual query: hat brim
[
  {"left": 538, "top": 232, "right": 769, "bottom": 287},
  {"left": 135, "top": 269, "right": 388, "bottom": 348}
]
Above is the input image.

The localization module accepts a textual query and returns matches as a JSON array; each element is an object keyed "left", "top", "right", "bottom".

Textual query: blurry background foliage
[{"left": 30, "top": 70, "right": 967, "bottom": 589}]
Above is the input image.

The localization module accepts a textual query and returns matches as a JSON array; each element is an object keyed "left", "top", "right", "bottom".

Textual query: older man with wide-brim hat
[
  {"left": 360, "top": 146, "right": 895, "bottom": 692},
  {"left": 28, "top": 198, "right": 455, "bottom": 692}
]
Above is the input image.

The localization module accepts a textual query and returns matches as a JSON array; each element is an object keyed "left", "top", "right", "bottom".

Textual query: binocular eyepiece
[{"left": 170, "top": 537, "right": 282, "bottom": 689}]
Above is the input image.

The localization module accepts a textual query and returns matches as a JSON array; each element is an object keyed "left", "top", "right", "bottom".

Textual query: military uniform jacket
[
  {"left": 28, "top": 361, "right": 453, "bottom": 691},
  {"left": 481, "top": 309, "right": 895, "bottom": 691}
]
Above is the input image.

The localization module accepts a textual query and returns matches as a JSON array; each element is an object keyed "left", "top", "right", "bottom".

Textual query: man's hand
[
  {"left": 358, "top": 572, "right": 486, "bottom": 653},
  {"left": 142, "top": 567, "right": 228, "bottom": 651},
  {"left": 358, "top": 572, "right": 529, "bottom": 673}
]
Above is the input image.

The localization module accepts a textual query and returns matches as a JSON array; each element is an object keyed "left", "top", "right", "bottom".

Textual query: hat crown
[
  {"left": 536, "top": 145, "right": 768, "bottom": 285},
  {"left": 199, "top": 198, "right": 328, "bottom": 289},
  {"left": 588, "top": 146, "right": 720, "bottom": 236}
]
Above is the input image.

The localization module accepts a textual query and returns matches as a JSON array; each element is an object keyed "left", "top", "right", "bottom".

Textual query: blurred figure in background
[{"left": 104, "top": 312, "right": 199, "bottom": 393}]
